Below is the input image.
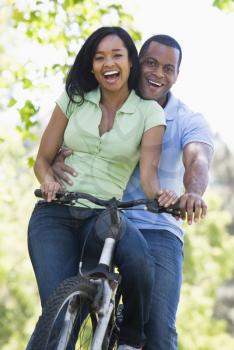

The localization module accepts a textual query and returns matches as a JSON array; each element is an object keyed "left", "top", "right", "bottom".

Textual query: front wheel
[{"left": 30, "top": 276, "right": 98, "bottom": 350}]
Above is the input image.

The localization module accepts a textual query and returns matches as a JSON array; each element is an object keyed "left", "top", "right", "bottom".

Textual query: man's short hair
[{"left": 139, "top": 34, "right": 182, "bottom": 68}]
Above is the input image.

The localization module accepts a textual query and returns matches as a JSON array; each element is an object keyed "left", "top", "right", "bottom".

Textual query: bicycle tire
[{"left": 30, "top": 276, "right": 99, "bottom": 350}]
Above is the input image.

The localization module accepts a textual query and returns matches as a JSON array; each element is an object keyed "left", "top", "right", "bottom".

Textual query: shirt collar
[
  {"left": 118, "top": 90, "right": 138, "bottom": 114},
  {"left": 85, "top": 87, "right": 138, "bottom": 114},
  {"left": 84, "top": 87, "right": 101, "bottom": 105}
]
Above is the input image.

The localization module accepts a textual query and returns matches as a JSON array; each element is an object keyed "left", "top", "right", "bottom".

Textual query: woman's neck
[{"left": 100, "top": 87, "right": 130, "bottom": 111}]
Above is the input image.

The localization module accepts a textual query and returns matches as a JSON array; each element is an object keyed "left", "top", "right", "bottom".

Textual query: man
[{"left": 52, "top": 35, "right": 214, "bottom": 350}]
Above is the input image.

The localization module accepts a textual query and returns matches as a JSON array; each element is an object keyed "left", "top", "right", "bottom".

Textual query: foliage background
[{"left": 1, "top": 0, "right": 234, "bottom": 349}]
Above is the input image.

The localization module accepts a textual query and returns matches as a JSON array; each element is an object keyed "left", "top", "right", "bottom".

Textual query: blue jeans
[
  {"left": 140, "top": 229, "right": 184, "bottom": 350},
  {"left": 26, "top": 201, "right": 154, "bottom": 349}
]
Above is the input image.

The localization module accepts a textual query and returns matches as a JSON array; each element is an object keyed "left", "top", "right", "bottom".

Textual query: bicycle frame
[
  {"left": 91, "top": 278, "right": 118, "bottom": 349},
  {"left": 89, "top": 206, "right": 122, "bottom": 349}
]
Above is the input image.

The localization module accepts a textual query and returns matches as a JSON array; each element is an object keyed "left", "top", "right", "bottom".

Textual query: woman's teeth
[{"left": 104, "top": 70, "right": 119, "bottom": 77}]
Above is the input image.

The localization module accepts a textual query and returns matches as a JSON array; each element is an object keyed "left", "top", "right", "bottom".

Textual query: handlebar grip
[
  {"left": 34, "top": 189, "right": 43, "bottom": 198},
  {"left": 146, "top": 200, "right": 180, "bottom": 216},
  {"left": 34, "top": 189, "right": 66, "bottom": 200}
]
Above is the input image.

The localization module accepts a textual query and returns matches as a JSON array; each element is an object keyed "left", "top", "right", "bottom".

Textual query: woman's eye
[
  {"left": 114, "top": 54, "right": 122, "bottom": 58},
  {"left": 94, "top": 56, "right": 104, "bottom": 61}
]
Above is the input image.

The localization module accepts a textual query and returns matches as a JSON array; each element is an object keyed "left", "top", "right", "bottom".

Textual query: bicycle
[{"left": 30, "top": 189, "right": 180, "bottom": 350}]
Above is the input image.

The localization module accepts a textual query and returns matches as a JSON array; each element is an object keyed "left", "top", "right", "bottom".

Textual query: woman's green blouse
[{"left": 56, "top": 87, "right": 165, "bottom": 207}]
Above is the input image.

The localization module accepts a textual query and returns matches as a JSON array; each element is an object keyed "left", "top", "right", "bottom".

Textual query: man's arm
[{"left": 180, "top": 142, "right": 214, "bottom": 224}]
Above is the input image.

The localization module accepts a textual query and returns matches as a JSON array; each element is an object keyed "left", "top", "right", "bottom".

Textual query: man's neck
[{"left": 158, "top": 92, "right": 169, "bottom": 109}]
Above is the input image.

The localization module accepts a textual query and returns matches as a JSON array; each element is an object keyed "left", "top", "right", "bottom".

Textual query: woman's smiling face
[{"left": 92, "top": 34, "right": 132, "bottom": 94}]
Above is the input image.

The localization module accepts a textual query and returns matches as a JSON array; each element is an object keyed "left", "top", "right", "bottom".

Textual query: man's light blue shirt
[{"left": 123, "top": 92, "right": 214, "bottom": 242}]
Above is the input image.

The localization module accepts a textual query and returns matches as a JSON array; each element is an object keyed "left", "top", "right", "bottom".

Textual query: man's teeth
[
  {"left": 104, "top": 71, "right": 119, "bottom": 76},
  {"left": 148, "top": 80, "right": 162, "bottom": 87}
]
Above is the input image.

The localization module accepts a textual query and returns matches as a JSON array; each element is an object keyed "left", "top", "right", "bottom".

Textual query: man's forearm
[{"left": 183, "top": 159, "right": 209, "bottom": 196}]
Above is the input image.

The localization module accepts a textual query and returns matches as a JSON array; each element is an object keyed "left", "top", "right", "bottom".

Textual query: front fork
[{"left": 91, "top": 278, "right": 119, "bottom": 350}]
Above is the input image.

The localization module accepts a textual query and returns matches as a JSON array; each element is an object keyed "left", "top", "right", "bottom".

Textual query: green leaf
[
  {"left": 22, "top": 78, "right": 33, "bottom": 89},
  {"left": 16, "top": 125, "right": 23, "bottom": 133},
  {"left": 8, "top": 98, "right": 17, "bottom": 108},
  {"left": 16, "top": 101, "right": 39, "bottom": 140},
  {"left": 27, "top": 156, "right": 35, "bottom": 168},
  {"left": 18, "top": 100, "right": 39, "bottom": 121},
  {"left": 213, "top": 0, "right": 234, "bottom": 11}
]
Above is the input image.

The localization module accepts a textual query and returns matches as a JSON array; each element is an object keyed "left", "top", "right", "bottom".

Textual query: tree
[
  {"left": 211, "top": 134, "right": 234, "bottom": 233},
  {"left": 1, "top": 0, "right": 141, "bottom": 143},
  {"left": 178, "top": 191, "right": 234, "bottom": 349},
  {"left": 213, "top": 0, "right": 234, "bottom": 11},
  {"left": 0, "top": 130, "right": 39, "bottom": 349}
]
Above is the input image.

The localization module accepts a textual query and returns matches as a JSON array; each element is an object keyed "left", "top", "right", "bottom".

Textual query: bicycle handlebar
[{"left": 34, "top": 189, "right": 180, "bottom": 216}]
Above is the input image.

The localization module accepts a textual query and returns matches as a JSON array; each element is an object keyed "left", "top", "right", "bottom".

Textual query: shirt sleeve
[
  {"left": 143, "top": 100, "right": 166, "bottom": 132},
  {"left": 182, "top": 112, "right": 214, "bottom": 149},
  {"left": 56, "top": 90, "right": 74, "bottom": 119}
]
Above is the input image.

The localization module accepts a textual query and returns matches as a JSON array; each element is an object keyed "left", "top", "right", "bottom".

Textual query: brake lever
[{"left": 54, "top": 192, "right": 77, "bottom": 205}]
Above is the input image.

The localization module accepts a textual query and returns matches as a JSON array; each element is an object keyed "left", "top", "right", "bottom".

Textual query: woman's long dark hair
[{"left": 65, "top": 26, "right": 140, "bottom": 105}]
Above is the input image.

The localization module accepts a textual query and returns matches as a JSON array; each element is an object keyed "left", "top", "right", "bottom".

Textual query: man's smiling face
[{"left": 139, "top": 41, "right": 180, "bottom": 106}]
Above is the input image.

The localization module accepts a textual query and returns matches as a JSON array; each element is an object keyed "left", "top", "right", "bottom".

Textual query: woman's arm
[
  {"left": 34, "top": 105, "right": 68, "bottom": 201},
  {"left": 140, "top": 125, "right": 177, "bottom": 206}
]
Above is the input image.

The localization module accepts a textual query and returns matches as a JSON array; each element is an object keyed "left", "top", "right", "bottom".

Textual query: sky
[{"left": 122, "top": 0, "right": 234, "bottom": 151}]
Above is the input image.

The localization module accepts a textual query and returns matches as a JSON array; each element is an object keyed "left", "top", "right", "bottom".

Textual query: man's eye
[
  {"left": 165, "top": 66, "right": 174, "bottom": 73},
  {"left": 114, "top": 54, "right": 122, "bottom": 58},
  {"left": 145, "top": 59, "right": 156, "bottom": 67}
]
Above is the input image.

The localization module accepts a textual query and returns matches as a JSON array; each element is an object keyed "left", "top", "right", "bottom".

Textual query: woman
[{"left": 27, "top": 26, "right": 177, "bottom": 350}]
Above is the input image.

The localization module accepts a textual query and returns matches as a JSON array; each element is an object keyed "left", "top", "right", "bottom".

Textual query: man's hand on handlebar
[{"left": 179, "top": 192, "right": 207, "bottom": 225}]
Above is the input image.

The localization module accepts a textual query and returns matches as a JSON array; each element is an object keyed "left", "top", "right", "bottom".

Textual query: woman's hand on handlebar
[
  {"left": 157, "top": 189, "right": 178, "bottom": 208},
  {"left": 40, "top": 177, "right": 61, "bottom": 202}
]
